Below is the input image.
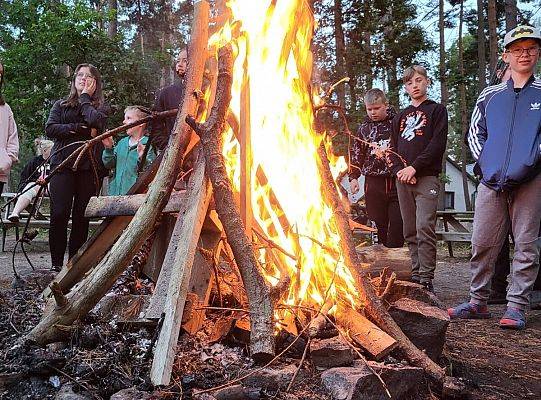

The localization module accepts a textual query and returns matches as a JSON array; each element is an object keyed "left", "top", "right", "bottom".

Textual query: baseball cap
[{"left": 503, "top": 25, "right": 541, "bottom": 48}]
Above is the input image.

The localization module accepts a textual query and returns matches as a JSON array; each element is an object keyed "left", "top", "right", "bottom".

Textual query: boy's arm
[
  {"left": 410, "top": 105, "right": 448, "bottom": 173},
  {"left": 349, "top": 125, "right": 368, "bottom": 180},
  {"left": 101, "top": 145, "right": 117, "bottom": 169},
  {"left": 466, "top": 91, "right": 488, "bottom": 160}
]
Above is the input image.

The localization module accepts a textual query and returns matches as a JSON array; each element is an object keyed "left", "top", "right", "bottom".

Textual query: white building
[{"left": 340, "top": 157, "right": 478, "bottom": 212}]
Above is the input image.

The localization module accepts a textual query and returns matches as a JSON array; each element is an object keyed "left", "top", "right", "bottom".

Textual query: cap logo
[{"left": 511, "top": 27, "right": 534, "bottom": 37}]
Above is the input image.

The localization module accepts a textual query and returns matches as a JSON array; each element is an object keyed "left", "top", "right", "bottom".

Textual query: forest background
[{"left": 1, "top": 0, "right": 540, "bottom": 208}]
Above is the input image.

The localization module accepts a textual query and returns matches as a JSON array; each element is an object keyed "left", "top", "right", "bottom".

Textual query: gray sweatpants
[
  {"left": 470, "top": 173, "right": 541, "bottom": 310},
  {"left": 396, "top": 176, "right": 440, "bottom": 283}
]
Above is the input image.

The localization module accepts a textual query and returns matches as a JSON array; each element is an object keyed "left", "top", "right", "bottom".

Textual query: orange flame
[{"left": 209, "top": 0, "right": 357, "bottom": 321}]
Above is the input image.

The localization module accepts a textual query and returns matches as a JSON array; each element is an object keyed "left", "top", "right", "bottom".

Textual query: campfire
[{"left": 24, "top": 0, "right": 457, "bottom": 396}]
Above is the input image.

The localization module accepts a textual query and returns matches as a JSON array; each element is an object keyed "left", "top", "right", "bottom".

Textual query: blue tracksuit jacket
[{"left": 467, "top": 76, "right": 541, "bottom": 192}]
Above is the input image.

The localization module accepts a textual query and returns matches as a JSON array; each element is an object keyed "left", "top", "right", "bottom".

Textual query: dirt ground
[{"left": 0, "top": 235, "right": 540, "bottom": 399}]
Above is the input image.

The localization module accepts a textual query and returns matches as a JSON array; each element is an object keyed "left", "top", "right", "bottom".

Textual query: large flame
[{"left": 209, "top": 0, "right": 357, "bottom": 323}]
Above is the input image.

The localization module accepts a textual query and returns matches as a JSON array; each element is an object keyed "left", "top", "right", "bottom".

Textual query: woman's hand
[
  {"left": 82, "top": 77, "right": 96, "bottom": 97},
  {"left": 102, "top": 136, "right": 114, "bottom": 149}
]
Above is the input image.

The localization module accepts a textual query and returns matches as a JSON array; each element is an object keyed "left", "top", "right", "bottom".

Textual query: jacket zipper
[{"left": 499, "top": 91, "right": 519, "bottom": 191}]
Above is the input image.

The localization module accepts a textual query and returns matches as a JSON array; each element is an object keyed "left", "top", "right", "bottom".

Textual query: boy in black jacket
[
  {"left": 349, "top": 88, "right": 404, "bottom": 248},
  {"left": 390, "top": 65, "right": 448, "bottom": 292}
]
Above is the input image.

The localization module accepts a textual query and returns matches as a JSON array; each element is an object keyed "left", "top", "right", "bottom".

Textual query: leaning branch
[{"left": 186, "top": 45, "right": 275, "bottom": 362}]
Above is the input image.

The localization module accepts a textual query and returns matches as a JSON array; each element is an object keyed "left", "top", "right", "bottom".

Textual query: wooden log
[
  {"left": 42, "top": 154, "right": 163, "bottom": 298},
  {"left": 335, "top": 303, "right": 397, "bottom": 360},
  {"left": 142, "top": 213, "right": 177, "bottom": 282},
  {"left": 187, "top": 45, "right": 275, "bottom": 362},
  {"left": 84, "top": 191, "right": 187, "bottom": 218},
  {"left": 317, "top": 144, "right": 446, "bottom": 386},
  {"left": 26, "top": 0, "right": 209, "bottom": 346},
  {"left": 357, "top": 244, "right": 412, "bottom": 281},
  {"left": 150, "top": 147, "right": 212, "bottom": 386}
]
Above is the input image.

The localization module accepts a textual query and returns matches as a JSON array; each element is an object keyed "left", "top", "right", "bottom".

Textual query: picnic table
[{"left": 436, "top": 210, "right": 474, "bottom": 257}]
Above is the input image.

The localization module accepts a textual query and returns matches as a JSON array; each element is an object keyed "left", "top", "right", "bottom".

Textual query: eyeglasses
[
  {"left": 506, "top": 46, "right": 540, "bottom": 57},
  {"left": 76, "top": 72, "right": 94, "bottom": 79}
]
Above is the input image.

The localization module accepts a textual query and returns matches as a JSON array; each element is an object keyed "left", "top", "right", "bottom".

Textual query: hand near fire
[
  {"left": 397, "top": 166, "right": 417, "bottom": 185},
  {"left": 350, "top": 178, "right": 360, "bottom": 193}
]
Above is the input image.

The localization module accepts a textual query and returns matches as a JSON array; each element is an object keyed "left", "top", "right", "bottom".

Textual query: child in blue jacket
[
  {"left": 102, "top": 106, "right": 156, "bottom": 195},
  {"left": 449, "top": 25, "right": 541, "bottom": 329}
]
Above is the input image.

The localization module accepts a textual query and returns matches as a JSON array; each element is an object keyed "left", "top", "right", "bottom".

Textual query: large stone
[
  {"left": 385, "top": 280, "right": 443, "bottom": 308},
  {"left": 310, "top": 336, "right": 355, "bottom": 369},
  {"left": 321, "top": 361, "right": 423, "bottom": 400},
  {"left": 389, "top": 298, "right": 450, "bottom": 360},
  {"left": 110, "top": 387, "right": 152, "bottom": 400},
  {"left": 243, "top": 364, "right": 307, "bottom": 391}
]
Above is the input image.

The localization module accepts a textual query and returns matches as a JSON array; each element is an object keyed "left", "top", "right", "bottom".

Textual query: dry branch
[
  {"left": 187, "top": 45, "right": 275, "bottom": 362},
  {"left": 25, "top": 0, "right": 210, "bottom": 345},
  {"left": 317, "top": 143, "right": 446, "bottom": 386}
]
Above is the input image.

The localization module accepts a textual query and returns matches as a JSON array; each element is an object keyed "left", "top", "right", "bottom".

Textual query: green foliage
[{"left": 0, "top": 0, "right": 190, "bottom": 188}]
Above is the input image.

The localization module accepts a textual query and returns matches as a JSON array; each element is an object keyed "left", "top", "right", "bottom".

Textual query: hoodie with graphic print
[
  {"left": 349, "top": 108, "right": 396, "bottom": 180},
  {"left": 390, "top": 99, "right": 448, "bottom": 177}
]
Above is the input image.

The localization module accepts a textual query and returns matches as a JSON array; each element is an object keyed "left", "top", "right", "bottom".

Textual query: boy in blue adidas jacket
[{"left": 449, "top": 25, "right": 541, "bottom": 329}]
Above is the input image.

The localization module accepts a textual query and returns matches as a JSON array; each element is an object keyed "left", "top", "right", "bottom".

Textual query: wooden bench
[
  {"left": 1, "top": 192, "right": 102, "bottom": 252},
  {"left": 436, "top": 210, "right": 474, "bottom": 257}
]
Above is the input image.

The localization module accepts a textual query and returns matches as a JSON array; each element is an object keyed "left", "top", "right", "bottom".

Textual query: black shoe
[
  {"left": 421, "top": 280, "right": 434, "bottom": 293},
  {"left": 488, "top": 290, "right": 507, "bottom": 305},
  {"left": 51, "top": 265, "right": 62, "bottom": 272},
  {"left": 7, "top": 214, "right": 19, "bottom": 224}
]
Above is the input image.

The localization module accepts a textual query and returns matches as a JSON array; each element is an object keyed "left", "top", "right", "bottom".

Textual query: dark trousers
[
  {"left": 0, "top": 182, "right": 4, "bottom": 193},
  {"left": 49, "top": 169, "right": 98, "bottom": 266},
  {"left": 364, "top": 176, "right": 404, "bottom": 248}
]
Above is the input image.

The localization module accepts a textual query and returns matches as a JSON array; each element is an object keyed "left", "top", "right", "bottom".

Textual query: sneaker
[
  {"left": 7, "top": 213, "right": 19, "bottom": 224},
  {"left": 421, "top": 280, "right": 434, "bottom": 293},
  {"left": 498, "top": 307, "right": 526, "bottom": 330},
  {"left": 448, "top": 302, "right": 491, "bottom": 320},
  {"left": 488, "top": 290, "right": 507, "bottom": 305}
]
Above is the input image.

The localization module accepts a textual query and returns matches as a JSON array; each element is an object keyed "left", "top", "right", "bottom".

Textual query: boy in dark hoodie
[
  {"left": 390, "top": 65, "right": 448, "bottom": 292},
  {"left": 349, "top": 88, "right": 404, "bottom": 248}
]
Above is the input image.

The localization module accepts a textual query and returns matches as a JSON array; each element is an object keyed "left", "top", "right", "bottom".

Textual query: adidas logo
[{"left": 531, "top": 102, "right": 541, "bottom": 111}]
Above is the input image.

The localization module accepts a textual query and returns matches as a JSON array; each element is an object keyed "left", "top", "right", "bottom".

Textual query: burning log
[
  {"left": 187, "top": 45, "right": 275, "bottom": 362},
  {"left": 317, "top": 144, "right": 446, "bottom": 386},
  {"left": 25, "top": 0, "right": 210, "bottom": 346}
]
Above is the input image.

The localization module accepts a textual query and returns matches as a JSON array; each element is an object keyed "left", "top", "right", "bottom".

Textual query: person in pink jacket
[{"left": 0, "top": 61, "right": 19, "bottom": 193}]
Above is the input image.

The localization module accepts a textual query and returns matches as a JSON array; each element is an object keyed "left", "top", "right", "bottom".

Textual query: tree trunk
[
  {"left": 477, "top": 0, "right": 487, "bottom": 91},
  {"left": 333, "top": 0, "right": 347, "bottom": 107},
  {"left": 317, "top": 144, "right": 446, "bottom": 386},
  {"left": 437, "top": 0, "right": 449, "bottom": 211},
  {"left": 187, "top": 46, "right": 275, "bottom": 362},
  {"left": 458, "top": 0, "right": 472, "bottom": 211},
  {"left": 107, "top": 0, "right": 118, "bottom": 38},
  {"left": 487, "top": 0, "right": 498, "bottom": 74},
  {"left": 25, "top": 0, "right": 210, "bottom": 346},
  {"left": 505, "top": 0, "right": 517, "bottom": 31}
]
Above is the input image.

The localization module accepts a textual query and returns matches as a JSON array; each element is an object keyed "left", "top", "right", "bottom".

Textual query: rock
[
  {"left": 54, "top": 383, "right": 92, "bottom": 400},
  {"left": 243, "top": 364, "right": 307, "bottom": 391},
  {"left": 389, "top": 298, "right": 450, "bottom": 360},
  {"left": 442, "top": 376, "right": 467, "bottom": 399},
  {"left": 110, "top": 387, "right": 152, "bottom": 400},
  {"left": 310, "top": 336, "right": 355, "bottom": 369},
  {"left": 385, "top": 280, "right": 444, "bottom": 308},
  {"left": 321, "top": 361, "right": 423, "bottom": 400},
  {"left": 212, "top": 385, "right": 247, "bottom": 400}
]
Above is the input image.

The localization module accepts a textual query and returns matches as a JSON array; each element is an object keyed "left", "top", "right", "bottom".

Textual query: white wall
[{"left": 445, "top": 160, "right": 477, "bottom": 212}]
